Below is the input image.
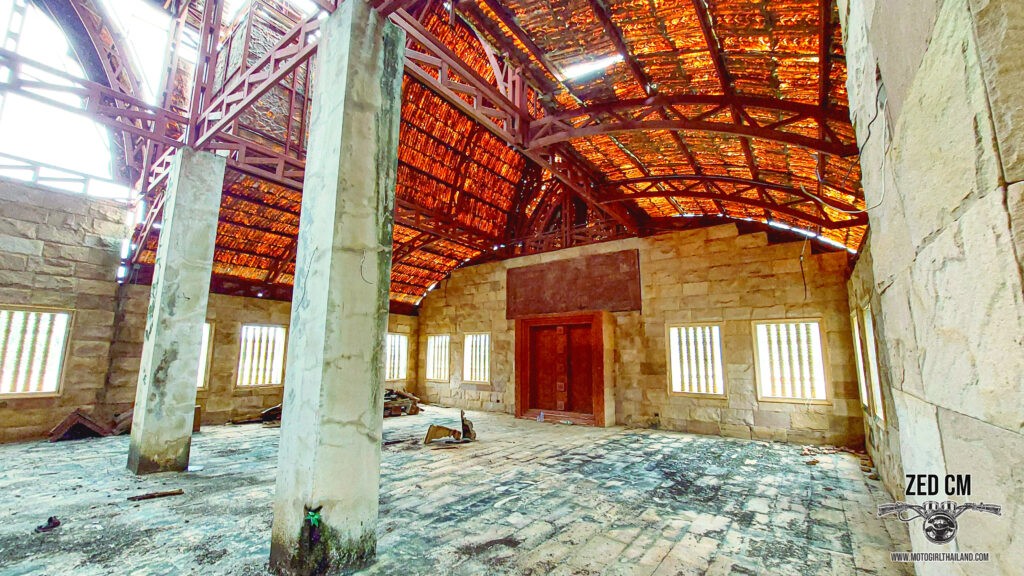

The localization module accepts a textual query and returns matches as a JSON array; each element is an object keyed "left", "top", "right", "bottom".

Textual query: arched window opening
[{"left": 0, "top": 0, "right": 127, "bottom": 198}]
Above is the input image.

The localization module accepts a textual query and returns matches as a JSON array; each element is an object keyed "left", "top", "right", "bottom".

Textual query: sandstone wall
[
  {"left": 107, "top": 286, "right": 419, "bottom": 424},
  {"left": 841, "top": 0, "right": 1024, "bottom": 570},
  {"left": 846, "top": 240, "right": 904, "bottom": 498},
  {"left": 0, "top": 177, "right": 419, "bottom": 440},
  {"left": 0, "top": 179, "right": 127, "bottom": 442},
  {"left": 417, "top": 225, "right": 864, "bottom": 446}
]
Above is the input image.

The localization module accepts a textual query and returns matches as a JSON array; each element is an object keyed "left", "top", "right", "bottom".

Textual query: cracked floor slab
[{"left": 0, "top": 407, "right": 912, "bottom": 575}]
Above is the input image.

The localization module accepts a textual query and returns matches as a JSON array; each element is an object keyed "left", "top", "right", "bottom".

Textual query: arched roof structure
[{"left": 20, "top": 0, "right": 865, "bottom": 310}]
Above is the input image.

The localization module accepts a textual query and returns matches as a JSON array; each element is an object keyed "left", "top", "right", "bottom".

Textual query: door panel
[
  {"left": 529, "top": 325, "right": 561, "bottom": 411},
  {"left": 566, "top": 325, "right": 593, "bottom": 414}
]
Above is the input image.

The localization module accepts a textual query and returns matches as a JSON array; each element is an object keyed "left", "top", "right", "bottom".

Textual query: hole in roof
[{"left": 559, "top": 54, "right": 624, "bottom": 81}]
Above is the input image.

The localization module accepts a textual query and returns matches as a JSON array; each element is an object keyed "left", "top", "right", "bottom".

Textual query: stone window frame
[
  {"left": 234, "top": 323, "right": 289, "bottom": 388},
  {"left": 196, "top": 322, "right": 214, "bottom": 390},
  {"left": 424, "top": 334, "right": 451, "bottom": 382},
  {"left": 462, "top": 332, "right": 491, "bottom": 384},
  {"left": 857, "top": 303, "right": 886, "bottom": 423},
  {"left": 664, "top": 322, "right": 728, "bottom": 399},
  {"left": 0, "top": 305, "right": 75, "bottom": 399},
  {"left": 751, "top": 317, "right": 832, "bottom": 406},
  {"left": 849, "top": 311, "right": 871, "bottom": 409}
]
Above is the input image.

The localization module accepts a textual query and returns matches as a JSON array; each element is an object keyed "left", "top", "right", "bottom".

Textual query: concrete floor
[{"left": 0, "top": 407, "right": 912, "bottom": 575}]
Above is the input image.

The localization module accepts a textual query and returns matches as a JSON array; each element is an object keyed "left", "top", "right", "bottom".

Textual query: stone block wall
[
  {"left": 0, "top": 179, "right": 127, "bottom": 442},
  {"left": 841, "top": 0, "right": 1024, "bottom": 570},
  {"left": 846, "top": 240, "right": 904, "bottom": 498},
  {"left": 106, "top": 286, "right": 419, "bottom": 424},
  {"left": 417, "top": 225, "right": 864, "bottom": 446},
  {"left": 0, "top": 177, "right": 420, "bottom": 440}
]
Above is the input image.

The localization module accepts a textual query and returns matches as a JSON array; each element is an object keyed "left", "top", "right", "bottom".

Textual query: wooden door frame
[{"left": 515, "top": 311, "right": 607, "bottom": 426}]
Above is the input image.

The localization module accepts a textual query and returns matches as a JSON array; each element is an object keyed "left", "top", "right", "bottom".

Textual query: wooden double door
[{"left": 515, "top": 312, "right": 608, "bottom": 426}]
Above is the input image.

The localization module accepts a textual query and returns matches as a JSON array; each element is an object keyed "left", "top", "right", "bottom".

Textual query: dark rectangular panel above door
[{"left": 506, "top": 249, "right": 641, "bottom": 319}]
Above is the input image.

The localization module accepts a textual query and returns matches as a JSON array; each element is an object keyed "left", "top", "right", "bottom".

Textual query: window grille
[
  {"left": 0, "top": 308, "right": 71, "bottom": 395},
  {"left": 463, "top": 333, "right": 490, "bottom": 383},
  {"left": 754, "top": 320, "right": 827, "bottom": 401},
  {"left": 668, "top": 325, "right": 725, "bottom": 395},
  {"left": 384, "top": 333, "right": 408, "bottom": 381},
  {"left": 861, "top": 306, "right": 885, "bottom": 420},
  {"left": 196, "top": 322, "right": 212, "bottom": 388},
  {"left": 850, "top": 312, "right": 870, "bottom": 407},
  {"left": 425, "top": 335, "right": 450, "bottom": 381},
  {"left": 236, "top": 324, "right": 287, "bottom": 386}
]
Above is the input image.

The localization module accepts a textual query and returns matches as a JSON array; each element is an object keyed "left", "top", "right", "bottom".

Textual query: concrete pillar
[
  {"left": 127, "top": 147, "right": 225, "bottom": 474},
  {"left": 268, "top": 0, "right": 404, "bottom": 573}
]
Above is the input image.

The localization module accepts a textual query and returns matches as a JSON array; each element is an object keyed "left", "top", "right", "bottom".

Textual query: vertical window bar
[
  {"left": 238, "top": 327, "right": 251, "bottom": 386},
  {"left": 800, "top": 323, "right": 813, "bottom": 399},
  {"left": 768, "top": 324, "right": 780, "bottom": 397},
  {"left": 29, "top": 313, "right": 53, "bottom": 392},
  {"left": 669, "top": 328, "right": 682, "bottom": 392},
  {"left": 46, "top": 313, "right": 69, "bottom": 392},
  {"left": 711, "top": 326, "right": 723, "bottom": 395},
  {"left": 9, "top": 312, "right": 27, "bottom": 393},
  {"left": 788, "top": 323, "right": 801, "bottom": 399},
  {"left": 694, "top": 327, "right": 705, "bottom": 394},
  {"left": 703, "top": 326, "right": 714, "bottom": 394},
  {"left": 687, "top": 326, "right": 699, "bottom": 393}
]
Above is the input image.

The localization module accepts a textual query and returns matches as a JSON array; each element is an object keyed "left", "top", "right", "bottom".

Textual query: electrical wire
[
  {"left": 798, "top": 80, "right": 892, "bottom": 216},
  {"left": 799, "top": 237, "right": 809, "bottom": 301}
]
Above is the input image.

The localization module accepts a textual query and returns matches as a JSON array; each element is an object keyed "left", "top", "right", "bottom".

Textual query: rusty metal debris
[
  {"left": 48, "top": 410, "right": 112, "bottom": 442},
  {"left": 424, "top": 424, "right": 463, "bottom": 444}
]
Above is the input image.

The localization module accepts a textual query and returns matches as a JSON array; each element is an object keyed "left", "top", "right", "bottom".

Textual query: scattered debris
[
  {"left": 385, "top": 389, "right": 421, "bottom": 417},
  {"left": 423, "top": 424, "right": 462, "bottom": 444},
  {"left": 34, "top": 516, "right": 61, "bottom": 533},
  {"left": 801, "top": 445, "right": 838, "bottom": 456},
  {"left": 261, "top": 404, "right": 282, "bottom": 422},
  {"left": 48, "top": 410, "right": 112, "bottom": 442},
  {"left": 127, "top": 489, "right": 184, "bottom": 502},
  {"left": 805, "top": 459, "right": 819, "bottom": 466},
  {"left": 824, "top": 486, "right": 835, "bottom": 492},
  {"left": 868, "top": 473, "right": 879, "bottom": 480},
  {"left": 111, "top": 410, "right": 133, "bottom": 436},
  {"left": 460, "top": 411, "right": 476, "bottom": 441}
]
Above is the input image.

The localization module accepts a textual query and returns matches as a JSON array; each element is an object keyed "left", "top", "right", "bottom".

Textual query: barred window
[
  {"left": 754, "top": 320, "right": 827, "bottom": 401},
  {"left": 463, "top": 333, "right": 490, "bottom": 383},
  {"left": 850, "top": 312, "right": 870, "bottom": 407},
  {"left": 196, "top": 323, "right": 212, "bottom": 388},
  {"left": 236, "top": 324, "right": 287, "bottom": 387},
  {"left": 861, "top": 305, "right": 885, "bottom": 421},
  {"left": 384, "top": 333, "right": 408, "bottom": 381},
  {"left": 0, "top": 308, "right": 71, "bottom": 395},
  {"left": 425, "top": 334, "right": 450, "bottom": 381},
  {"left": 668, "top": 324, "right": 725, "bottom": 396}
]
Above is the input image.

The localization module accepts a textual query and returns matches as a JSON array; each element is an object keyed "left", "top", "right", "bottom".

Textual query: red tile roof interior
[{"left": 132, "top": 0, "right": 864, "bottom": 309}]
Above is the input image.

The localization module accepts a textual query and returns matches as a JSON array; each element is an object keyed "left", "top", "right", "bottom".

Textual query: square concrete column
[
  {"left": 127, "top": 147, "right": 225, "bottom": 475},
  {"left": 269, "top": 0, "right": 404, "bottom": 573}
]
